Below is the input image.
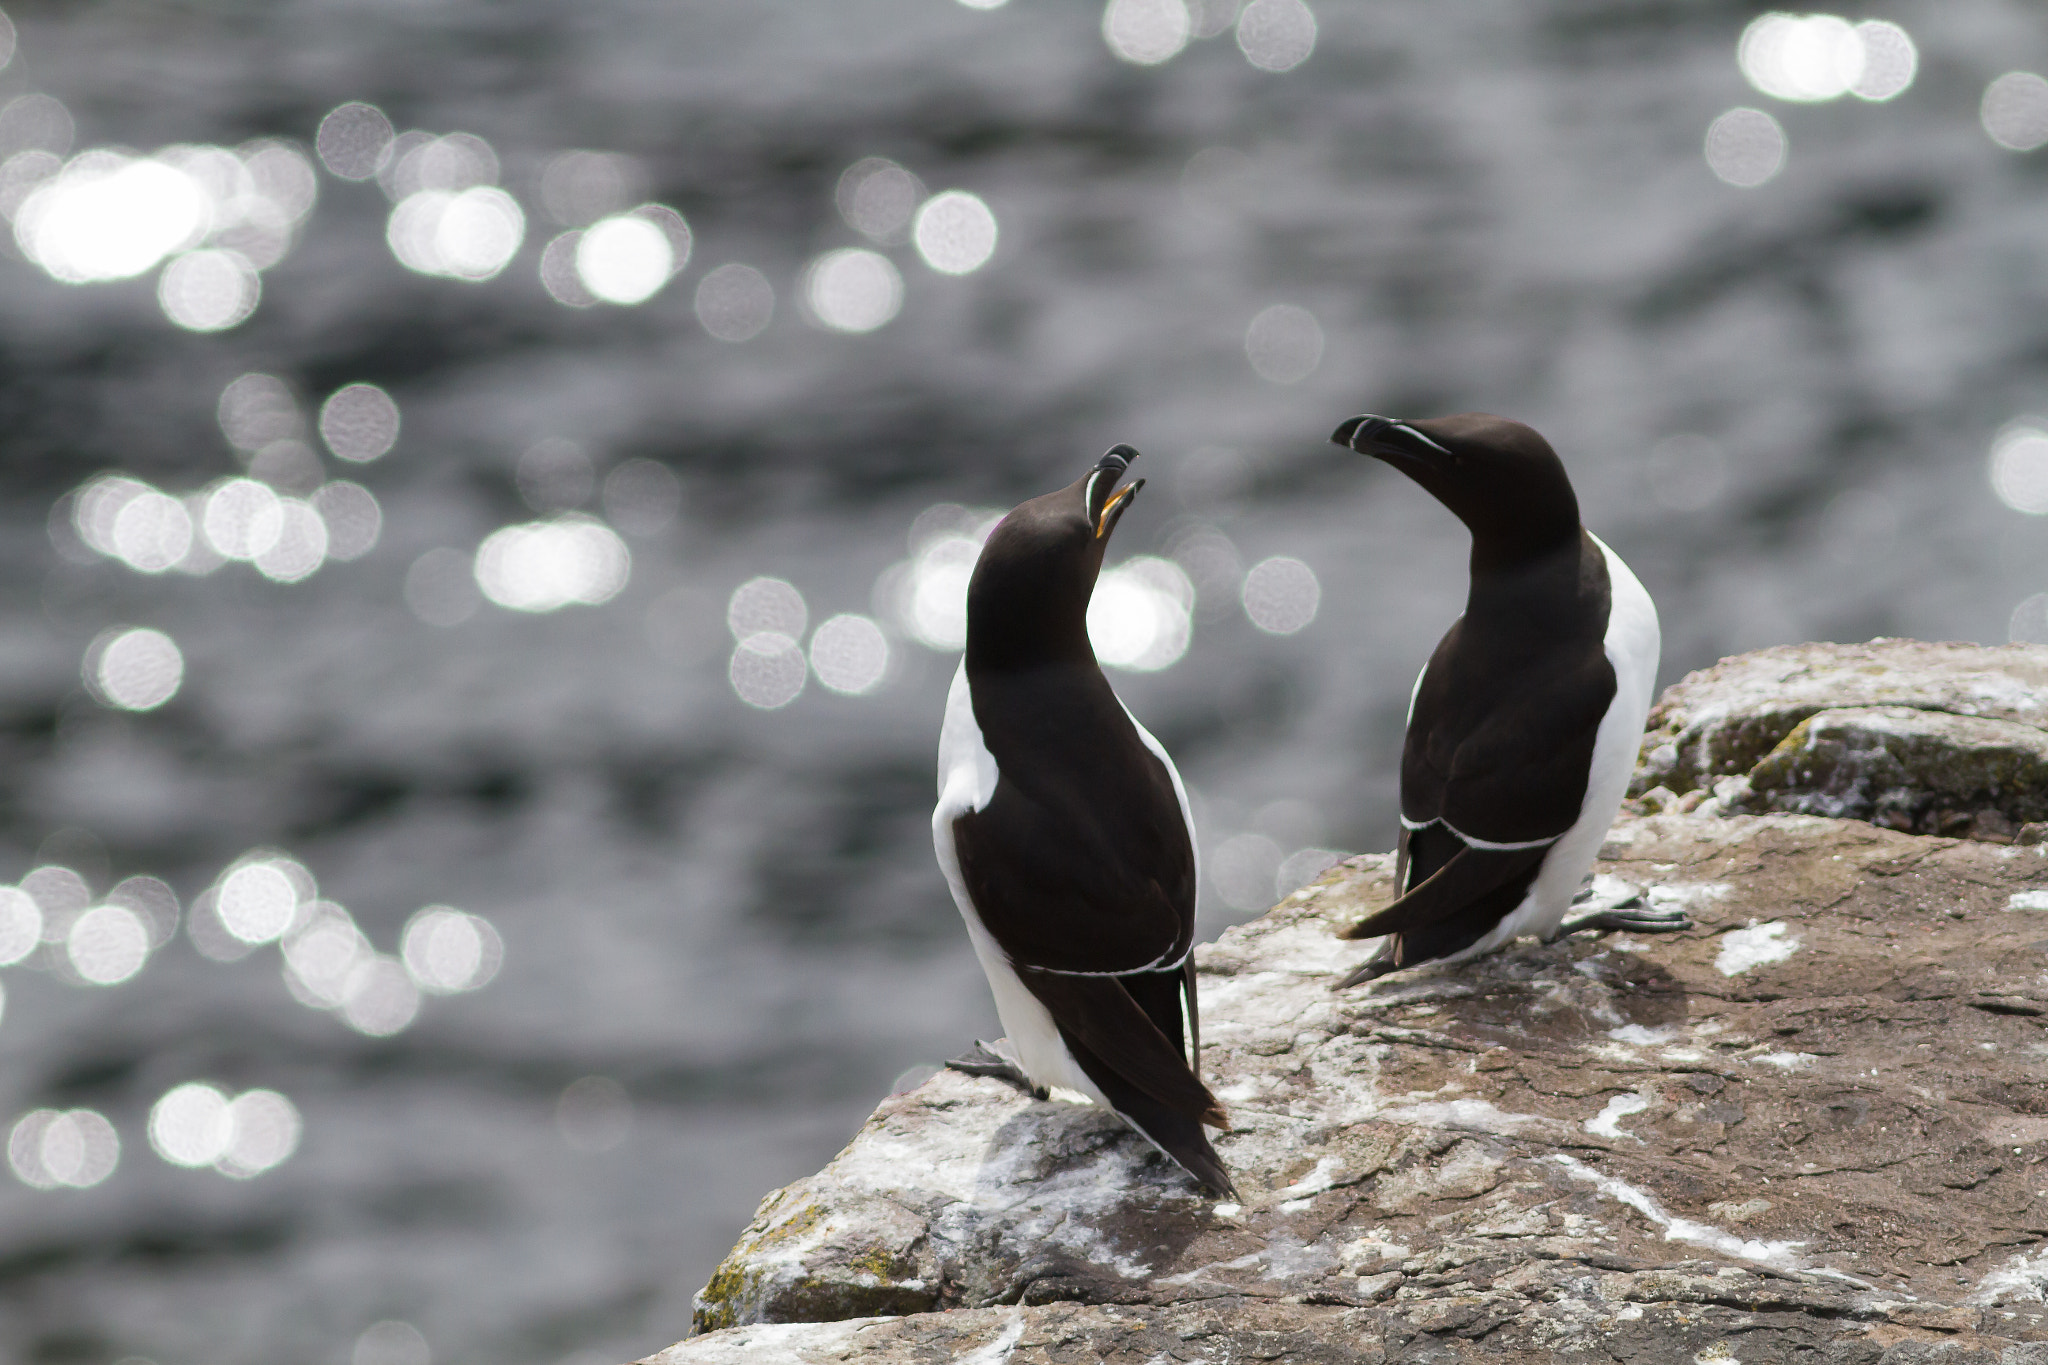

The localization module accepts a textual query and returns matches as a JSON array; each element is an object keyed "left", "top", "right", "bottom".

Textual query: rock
[
  {"left": 1633, "top": 641, "right": 2048, "bottom": 839},
  {"left": 655, "top": 643, "right": 2048, "bottom": 1362}
]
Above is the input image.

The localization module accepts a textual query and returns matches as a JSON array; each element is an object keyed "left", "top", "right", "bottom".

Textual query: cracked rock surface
[
  {"left": 1631, "top": 641, "right": 2048, "bottom": 840},
  {"left": 658, "top": 806, "right": 2048, "bottom": 1363}
]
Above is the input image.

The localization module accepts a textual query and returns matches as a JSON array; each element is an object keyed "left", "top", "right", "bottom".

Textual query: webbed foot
[{"left": 945, "top": 1040, "right": 1049, "bottom": 1100}]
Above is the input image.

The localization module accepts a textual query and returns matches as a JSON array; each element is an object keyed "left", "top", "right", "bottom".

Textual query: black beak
[
  {"left": 1089, "top": 445, "right": 1144, "bottom": 539},
  {"left": 1331, "top": 414, "right": 1452, "bottom": 466}
]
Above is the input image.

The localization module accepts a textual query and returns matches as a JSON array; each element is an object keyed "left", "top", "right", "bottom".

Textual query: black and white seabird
[
  {"left": 1328, "top": 413, "right": 1687, "bottom": 987},
  {"left": 933, "top": 445, "right": 1234, "bottom": 1197}
]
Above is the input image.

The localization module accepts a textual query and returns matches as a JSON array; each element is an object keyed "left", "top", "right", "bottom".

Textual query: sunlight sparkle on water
[
  {"left": 1089, "top": 556, "right": 1194, "bottom": 672},
  {"left": 1739, "top": 15, "right": 1916, "bottom": 104},
  {"left": 1245, "top": 304, "right": 1323, "bottom": 384},
  {"left": 474, "top": 516, "right": 631, "bottom": 612},
  {"left": 1235, "top": 0, "right": 1316, "bottom": 72},
  {"left": 1991, "top": 422, "right": 2048, "bottom": 515},
  {"left": 401, "top": 906, "right": 503, "bottom": 995},
  {"left": 316, "top": 103, "right": 395, "bottom": 181},
  {"left": 1705, "top": 108, "right": 1786, "bottom": 188},
  {"left": 253, "top": 498, "right": 328, "bottom": 583},
  {"left": 388, "top": 183, "right": 524, "bottom": 281},
  {"left": 805, "top": 248, "right": 903, "bottom": 333},
  {"left": 728, "top": 577, "right": 809, "bottom": 642},
  {"left": 16, "top": 154, "right": 207, "bottom": 282},
  {"left": 913, "top": 191, "right": 997, "bottom": 275},
  {"left": 695, "top": 263, "right": 775, "bottom": 341},
  {"left": 219, "top": 373, "right": 301, "bottom": 449},
  {"left": 1983, "top": 73, "right": 2048, "bottom": 153},
  {"left": 342, "top": 955, "right": 421, "bottom": 1037},
  {"left": 319, "top": 383, "right": 401, "bottom": 463},
  {"left": 8, "top": 1109, "right": 118, "bottom": 1190},
  {"left": 66, "top": 904, "right": 150, "bottom": 985},
  {"left": 809, "top": 614, "right": 890, "bottom": 695},
  {"left": 0, "top": 887, "right": 41, "bottom": 966},
  {"left": 283, "top": 903, "right": 370, "bottom": 1008},
  {"left": 574, "top": 213, "right": 674, "bottom": 304},
  {"left": 216, "top": 859, "right": 304, "bottom": 946},
  {"left": 203, "top": 478, "right": 283, "bottom": 560},
  {"left": 729, "top": 634, "right": 807, "bottom": 710},
  {"left": 86, "top": 627, "right": 183, "bottom": 711},
  {"left": 158, "top": 248, "right": 260, "bottom": 331},
  {"left": 148, "top": 1083, "right": 302, "bottom": 1178},
  {"left": 109, "top": 490, "right": 192, "bottom": 573},
  {"left": 1103, "top": 0, "right": 1190, "bottom": 66},
  {"left": 312, "top": 481, "right": 382, "bottom": 560},
  {"left": 1241, "top": 556, "right": 1320, "bottom": 635},
  {"left": 837, "top": 158, "right": 925, "bottom": 244}
]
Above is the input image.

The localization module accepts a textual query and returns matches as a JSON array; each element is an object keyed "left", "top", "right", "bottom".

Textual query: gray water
[{"left": 1, "top": 1, "right": 2045, "bottom": 1362}]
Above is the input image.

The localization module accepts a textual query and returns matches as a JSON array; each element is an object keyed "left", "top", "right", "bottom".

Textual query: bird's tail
[{"left": 1022, "top": 968, "right": 1236, "bottom": 1198}]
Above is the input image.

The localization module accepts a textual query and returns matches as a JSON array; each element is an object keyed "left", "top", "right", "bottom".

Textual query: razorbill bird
[
  {"left": 933, "top": 445, "right": 1233, "bottom": 1197},
  {"left": 1327, "top": 413, "right": 1687, "bottom": 988}
]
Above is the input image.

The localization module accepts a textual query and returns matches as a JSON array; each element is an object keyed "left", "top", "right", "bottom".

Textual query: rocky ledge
[{"left": 651, "top": 642, "right": 2048, "bottom": 1364}]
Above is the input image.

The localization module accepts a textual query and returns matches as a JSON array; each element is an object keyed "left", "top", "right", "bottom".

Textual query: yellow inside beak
[{"left": 1095, "top": 484, "right": 1136, "bottom": 539}]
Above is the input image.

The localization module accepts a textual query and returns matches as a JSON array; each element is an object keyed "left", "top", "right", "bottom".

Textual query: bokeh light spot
[
  {"left": 1244, "top": 304, "right": 1323, "bottom": 384},
  {"left": 1241, "top": 555, "right": 1320, "bottom": 635},
  {"left": 158, "top": 248, "right": 260, "bottom": 331},
  {"left": 149, "top": 1083, "right": 232, "bottom": 1168},
  {"left": 729, "top": 634, "right": 807, "bottom": 709},
  {"left": 601, "top": 459, "right": 682, "bottom": 536},
  {"left": 9, "top": 1108, "right": 119, "bottom": 1190},
  {"left": 1089, "top": 556, "right": 1194, "bottom": 672},
  {"left": 66, "top": 904, "right": 149, "bottom": 985},
  {"left": 86, "top": 627, "right": 183, "bottom": 711},
  {"left": 912, "top": 190, "right": 997, "bottom": 275},
  {"left": 217, "top": 1090, "right": 302, "bottom": 1178},
  {"left": 16, "top": 154, "right": 209, "bottom": 283},
  {"left": 253, "top": 498, "right": 328, "bottom": 583},
  {"left": 1235, "top": 0, "right": 1316, "bottom": 72},
  {"left": 110, "top": 491, "right": 193, "bottom": 574},
  {"left": 284, "top": 903, "right": 369, "bottom": 1008},
  {"left": 694, "top": 263, "right": 774, "bottom": 341},
  {"left": 1991, "top": 422, "right": 2048, "bottom": 514},
  {"left": 809, "top": 614, "right": 891, "bottom": 695},
  {"left": 387, "top": 185, "right": 524, "bottom": 281},
  {"left": 319, "top": 383, "right": 401, "bottom": 463},
  {"left": 574, "top": 213, "right": 673, "bottom": 304},
  {"left": 728, "top": 576, "right": 808, "bottom": 642},
  {"left": 401, "top": 906, "right": 503, "bottom": 995},
  {"left": 216, "top": 861, "right": 300, "bottom": 945},
  {"left": 2011, "top": 594, "right": 2048, "bottom": 645},
  {"left": 1738, "top": 13, "right": 1863, "bottom": 103},
  {"left": 1849, "top": 21, "right": 1916, "bottom": 101},
  {"left": 1103, "top": 0, "right": 1190, "bottom": 66},
  {"left": 0, "top": 887, "right": 42, "bottom": 966},
  {"left": 1983, "top": 72, "right": 2048, "bottom": 153},
  {"left": 341, "top": 956, "right": 421, "bottom": 1037},
  {"left": 473, "top": 517, "right": 631, "bottom": 612},
  {"left": 312, "top": 481, "right": 382, "bottom": 561},
  {"left": 836, "top": 158, "right": 925, "bottom": 244},
  {"left": 804, "top": 248, "right": 904, "bottom": 333},
  {"left": 1704, "top": 107, "right": 1786, "bottom": 187},
  {"left": 316, "top": 102, "right": 396, "bottom": 180},
  {"left": 219, "top": 373, "right": 301, "bottom": 451}
]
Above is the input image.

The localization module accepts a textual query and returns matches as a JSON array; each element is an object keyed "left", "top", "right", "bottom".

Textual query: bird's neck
[{"left": 1463, "top": 529, "right": 1601, "bottom": 636}]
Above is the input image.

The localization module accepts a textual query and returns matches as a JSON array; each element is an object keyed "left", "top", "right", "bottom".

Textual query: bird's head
[
  {"left": 1331, "top": 412, "right": 1580, "bottom": 561},
  {"left": 966, "top": 445, "right": 1144, "bottom": 670}
]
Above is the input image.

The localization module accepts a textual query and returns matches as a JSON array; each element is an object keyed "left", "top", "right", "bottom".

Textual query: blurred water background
[{"left": 1, "top": 1, "right": 2047, "bottom": 1361}]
